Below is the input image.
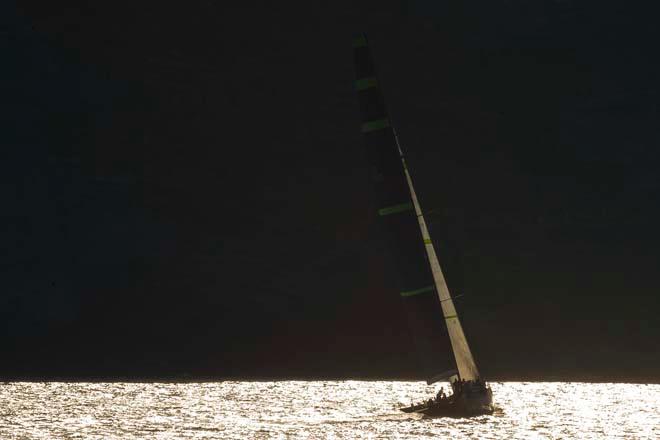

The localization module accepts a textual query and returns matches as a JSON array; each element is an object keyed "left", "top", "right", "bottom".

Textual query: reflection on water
[{"left": 1, "top": 381, "right": 658, "bottom": 439}]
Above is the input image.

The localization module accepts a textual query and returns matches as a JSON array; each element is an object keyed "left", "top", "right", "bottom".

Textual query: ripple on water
[{"left": 0, "top": 381, "right": 659, "bottom": 439}]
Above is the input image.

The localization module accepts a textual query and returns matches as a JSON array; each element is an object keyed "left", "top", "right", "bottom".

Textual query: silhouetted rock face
[{"left": 3, "top": 1, "right": 659, "bottom": 381}]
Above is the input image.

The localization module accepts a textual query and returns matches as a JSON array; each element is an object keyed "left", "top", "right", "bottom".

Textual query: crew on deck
[
  {"left": 450, "top": 377, "right": 490, "bottom": 397},
  {"left": 414, "top": 378, "right": 490, "bottom": 409}
]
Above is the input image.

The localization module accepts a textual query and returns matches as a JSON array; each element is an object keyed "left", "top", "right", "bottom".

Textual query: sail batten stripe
[
  {"left": 378, "top": 202, "right": 413, "bottom": 216},
  {"left": 400, "top": 285, "right": 435, "bottom": 297},
  {"left": 361, "top": 118, "right": 390, "bottom": 133},
  {"left": 355, "top": 77, "right": 378, "bottom": 90},
  {"left": 353, "top": 35, "right": 368, "bottom": 48},
  {"left": 423, "top": 239, "right": 432, "bottom": 244},
  {"left": 444, "top": 314, "right": 458, "bottom": 320}
]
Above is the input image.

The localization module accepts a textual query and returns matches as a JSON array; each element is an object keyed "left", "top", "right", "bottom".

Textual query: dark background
[{"left": 3, "top": 0, "right": 659, "bottom": 382}]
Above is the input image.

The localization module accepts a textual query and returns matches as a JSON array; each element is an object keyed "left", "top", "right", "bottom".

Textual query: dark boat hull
[{"left": 401, "top": 388, "right": 493, "bottom": 418}]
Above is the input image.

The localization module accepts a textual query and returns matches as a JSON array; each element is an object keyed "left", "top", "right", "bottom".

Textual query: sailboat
[{"left": 353, "top": 33, "right": 494, "bottom": 417}]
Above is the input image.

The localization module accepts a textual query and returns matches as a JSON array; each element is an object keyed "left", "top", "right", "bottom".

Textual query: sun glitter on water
[{"left": 1, "top": 381, "right": 658, "bottom": 439}]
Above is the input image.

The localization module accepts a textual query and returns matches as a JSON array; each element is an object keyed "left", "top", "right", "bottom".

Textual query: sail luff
[{"left": 394, "top": 133, "right": 481, "bottom": 381}]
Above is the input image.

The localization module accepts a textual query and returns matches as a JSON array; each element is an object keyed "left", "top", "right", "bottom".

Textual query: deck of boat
[{"left": 400, "top": 386, "right": 494, "bottom": 418}]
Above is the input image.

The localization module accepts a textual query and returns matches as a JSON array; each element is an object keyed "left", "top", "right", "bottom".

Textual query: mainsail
[{"left": 353, "top": 33, "right": 480, "bottom": 381}]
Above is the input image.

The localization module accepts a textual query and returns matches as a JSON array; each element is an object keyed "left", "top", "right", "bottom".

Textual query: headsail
[{"left": 353, "top": 33, "right": 480, "bottom": 381}]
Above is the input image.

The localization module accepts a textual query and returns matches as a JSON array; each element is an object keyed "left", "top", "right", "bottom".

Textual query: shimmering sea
[{"left": 1, "top": 381, "right": 658, "bottom": 439}]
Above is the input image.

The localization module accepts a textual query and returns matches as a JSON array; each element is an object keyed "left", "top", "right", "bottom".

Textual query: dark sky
[{"left": 3, "top": 1, "right": 659, "bottom": 381}]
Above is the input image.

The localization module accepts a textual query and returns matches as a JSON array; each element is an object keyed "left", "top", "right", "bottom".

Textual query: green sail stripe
[
  {"left": 355, "top": 77, "right": 378, "bottom": 91},
  {"left": 378, "top": 202, "right": 413, "bottom": 216},
  {"left": 400, "top": 285, "right": 434, "bottom": 297},
  {"left": 444, "top": 315, "right": 458, "bottom": 320},
  {"left": 353, "top": 35, "right": 367, "bottom": 48},
  {"left": 423, "top": 238, "right": 432, "bottom": 244},
  {"left": 361, "top": 118, "right": 390, "bottom": 133}
]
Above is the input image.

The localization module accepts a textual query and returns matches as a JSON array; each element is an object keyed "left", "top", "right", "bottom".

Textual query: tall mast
[{"left": 393, "top": 131, "right": 480, "bottom": 381}]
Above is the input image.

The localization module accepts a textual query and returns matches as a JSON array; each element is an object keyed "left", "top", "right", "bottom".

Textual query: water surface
[{"left": 1, "top": 381, "right": 658, "bottom": 438}]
